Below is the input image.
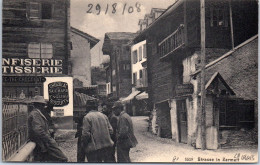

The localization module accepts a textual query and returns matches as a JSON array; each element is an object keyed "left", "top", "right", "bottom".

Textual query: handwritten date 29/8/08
[{"left": 87, "top": 2, "right": 141, "bottom": 15}]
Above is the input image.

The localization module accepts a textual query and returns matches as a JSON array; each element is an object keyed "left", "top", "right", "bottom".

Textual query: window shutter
[
  {"left": 29, "top": 2, "right": 40, "bottom": 19},
  {"left": 28, "top": 43, "right": 40, "bottom": 58}
]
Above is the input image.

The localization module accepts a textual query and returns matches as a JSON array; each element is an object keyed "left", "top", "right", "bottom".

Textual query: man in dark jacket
[
  {"left": 28, "top": 96, "right": 67, "bottom": 162},
  {"left": 113, "top": 101, "right": 138, "bottom": 162},
  {"left": 81, "top": 100, "right": 114, "bottom": 162},
  {"left": 102, "top": 102, "right": 118, "bottom": 162}
]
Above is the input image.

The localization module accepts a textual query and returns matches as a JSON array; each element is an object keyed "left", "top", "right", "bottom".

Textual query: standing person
[
  {"left": 28, "top": 96, "right": 68, "bottom": 162},
  {"left": 101, "top": 102, "right": 118, "bottom": 162},
  {"left": 75, "top": 111, "right": 86, "bottom": 162},
  {"left": 81, "top": 100, "right": 114, "bottom": 162},
  {"left": 113, "top": 101, "right": 138, "bottom": 162},
  {"left": 44, "top": 101, "right": 56, "bottom": 138}
]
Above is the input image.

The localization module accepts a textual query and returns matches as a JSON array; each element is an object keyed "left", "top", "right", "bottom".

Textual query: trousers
[
  {"left": 117, "top": 146, "right": 131, "bottom": 162},
  {"left": 86, "top": 146, "right": 114, "bottom": 162},
  {"left": 34, "top": 142, "right": 68, "bottom": 162}
]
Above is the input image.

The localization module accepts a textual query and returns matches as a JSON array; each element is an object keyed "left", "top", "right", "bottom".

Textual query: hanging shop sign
[
  {"left": 48, "top": 81, "right": 69, "bottom": 106},
  {"left": 2, "top": 58, "right": 63, "bottom": 74},
  {"left": 175, "top": 84, "right": 194, "bottom": 96}
]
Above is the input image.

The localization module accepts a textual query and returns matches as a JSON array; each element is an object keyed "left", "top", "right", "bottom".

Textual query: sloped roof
[
  {"left": 199, "top": 72, "right": 235, "bottom": 96},
  {"left": 102, "top": 32, "right": 136, "bottom": 54},
  {"left": 151, "top": 8, "right": 166, "bottom": 13},
  {"left": 71, "top": 27, "right": 99, "bottom": 49},
  {"left": 134, "top": 0, "right": 183, "bottom": 42},
  {"left": 105, "top": 32, "right": 137, "bottom": 41}
]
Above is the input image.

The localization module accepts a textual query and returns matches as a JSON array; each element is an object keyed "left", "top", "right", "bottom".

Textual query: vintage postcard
[{"left": 2, "top": 0, "right": 258, "bottom": 163}]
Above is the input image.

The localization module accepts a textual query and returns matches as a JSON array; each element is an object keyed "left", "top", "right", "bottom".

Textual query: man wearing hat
[
  {"left": 113, "top": 101, "right": 138, "bottom": 162},
  {"left": 81, "top": 99, "right": 114, "bottom": 162},
  {"left": 28, "top": 95, "right": 68, "bottom": 162}
]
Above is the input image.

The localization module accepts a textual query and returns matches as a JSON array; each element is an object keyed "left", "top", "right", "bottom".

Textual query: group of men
[
  {"left": 28, "top": 95, "right": 138, "bottom": 162},
  {"left": 76, "top": 99, "right": 138, "bottom": 162}
]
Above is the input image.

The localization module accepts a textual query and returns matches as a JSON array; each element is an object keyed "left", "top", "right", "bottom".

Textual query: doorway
[{"left": 177, "top": 99, "right": 188, "bottom": 143}]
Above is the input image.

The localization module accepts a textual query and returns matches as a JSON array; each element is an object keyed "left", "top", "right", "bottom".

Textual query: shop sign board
[
  {"left": 2, "top": 76, "right": 46, "bottom": 83},
  {"left": 2, "top": 58, "right": 63, "bottom": 74},
  {"left": 175, "top": 84, "right": 194, "bottom": 96},
  {"left": 48, "top": 81, "right": 69, "bottom": 106}
]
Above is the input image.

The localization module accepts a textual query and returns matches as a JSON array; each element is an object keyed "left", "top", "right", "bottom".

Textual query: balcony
[{"left": 158, "top": 24, "right": 185, "bottom": 59}]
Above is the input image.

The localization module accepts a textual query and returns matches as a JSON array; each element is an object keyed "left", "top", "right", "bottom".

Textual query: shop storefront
[{"left": 2, "top": 57, "right": 74, "bottom": 129}]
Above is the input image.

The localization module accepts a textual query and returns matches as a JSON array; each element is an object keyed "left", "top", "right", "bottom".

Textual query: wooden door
[{"left": 177, "top": 100, "right": 188, "bottom": 143}]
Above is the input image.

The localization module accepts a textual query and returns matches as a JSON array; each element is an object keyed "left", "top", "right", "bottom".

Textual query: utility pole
[
  {"left": 200, "top": 0, "right": 206, "bottom": 150},
  {"left": 229, "top": 0, "right": 234, "bottom": 50}
]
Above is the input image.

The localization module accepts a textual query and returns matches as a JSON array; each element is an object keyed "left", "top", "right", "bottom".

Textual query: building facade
[
  {"left": 71, "top": 27, "right": 99, "bottom": 87},
  {"left": 134, "top": 0, "right": 258, "bottom": 147},
  {"left": 3, "top": 0, "right": 71, "bottom": 98},
  {"left": 102, "top": 32, "right": 136, "bottom": 99},
  {"left": 2, "top": 0, "right": 72, "bottom": 160}
]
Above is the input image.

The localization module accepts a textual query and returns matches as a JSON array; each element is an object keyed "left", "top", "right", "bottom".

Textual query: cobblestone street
[{"left": 56, "top": 116, "right": 258, "bottom": 163}]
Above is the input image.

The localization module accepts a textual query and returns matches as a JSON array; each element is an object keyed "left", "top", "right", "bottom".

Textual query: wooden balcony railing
[{"left": 158, "top": 24, "right": 185, "bottom": 59}]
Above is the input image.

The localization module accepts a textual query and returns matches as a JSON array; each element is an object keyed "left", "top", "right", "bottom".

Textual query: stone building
[
  {"left": 134, "top": 0, "right": 258, "bottom": 148},
  {"left": 70, "top": 27, "right": 99, "bottom": 87}
]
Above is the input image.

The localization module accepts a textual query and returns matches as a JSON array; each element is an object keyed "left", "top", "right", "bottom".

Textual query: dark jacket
[
  {"left": 28, "top": 108, "right": 54, "bottom": 152},
  {"left": 117, "top": 111, "right": 138, "bottom": 149},
  {"left": 82, "top": 110, "right": 114, "bottom": 153},
  {"left": 108, "top": 113, "right": 118, "bottom": 143}
]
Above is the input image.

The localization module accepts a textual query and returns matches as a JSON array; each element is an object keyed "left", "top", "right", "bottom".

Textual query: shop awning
[
  {"left": 136, "top": 92, "right": 148, "bottom": 100},
  {"left": 121, "top": 91, "right": 141, "bottom": 103},
  {"left": 74, "top": 91, "right": 96, "bottom": 107}
]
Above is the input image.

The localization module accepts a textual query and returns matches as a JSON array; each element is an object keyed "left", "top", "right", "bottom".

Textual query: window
[
  {"left": 28, "top": 2, "right": 52, "bottom": 19},
  {"left": 126, "top": 64, "right": 131, "bottom": 70},
  {"left": 210, "top": 7, "right": 228, "bottom": 27},
  {"left": 29, "top": 2, "right": 40, "bottom": 19},
  {"left": 112, "top": 86, "right": 116, "bottom": 92},
  {"left": 122, "top": 64, "right": 131, "bottom": 71},
  {"left": 41, "top": 3, "right": 52, "bottom": 19},
  {"left": 28, "top": 43, "right": 53, "bottom": 58},
  {"left": 143, "top": 44, "right": 147, "bottom": 58},
  {"left": 139, "top": 46, "right": 142, "bottom": 61},
  {"left": 112, "top": 69, "right": 116, "bottom": 76},
  {"left": 132, "top": 50, "right": 138, "bottom": 64},
  {"left": 133, "top": 72, "right": 137, "bottom": 85},
  {"left": 139, "top": 70, "right": 143, "bottom": 79}
]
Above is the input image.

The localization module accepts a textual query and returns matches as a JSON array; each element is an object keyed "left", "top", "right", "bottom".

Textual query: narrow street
[
  {"left": 130, "top": 116, "right": 257, "bottom": 163},
  {"left": 56, "top": 116, "right": 257, "bottom": 163}
]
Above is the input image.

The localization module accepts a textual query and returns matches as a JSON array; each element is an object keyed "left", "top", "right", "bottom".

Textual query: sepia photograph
[{"left": 2, "top": 0, "right": 258, "bottom": 163}]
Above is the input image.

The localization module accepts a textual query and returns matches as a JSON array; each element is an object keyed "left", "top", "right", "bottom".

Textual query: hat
[
  {"left": 32, "top": 95, "right": 46, "bottom": 104},
  {"left": 112, "top": 101, "right": 124, "bottom": 109}
]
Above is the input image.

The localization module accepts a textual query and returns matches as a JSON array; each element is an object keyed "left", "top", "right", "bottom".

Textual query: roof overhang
[
  {"left": 71, "top": 27, "right": 100, "bottom": 49},
  {"left": 133, "top": 0, "right": 184, "bottom": 43}
]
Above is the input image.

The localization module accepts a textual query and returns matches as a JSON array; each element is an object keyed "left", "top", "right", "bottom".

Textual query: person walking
[
  {"left": 81, "top": 99, "right": 114, "bottom": 162},
  {"left": 113, "top": 101, "right": 138, "bottom": 162},
  {"left": 28, "top": 96, "right": 68, "bottom": 162}
]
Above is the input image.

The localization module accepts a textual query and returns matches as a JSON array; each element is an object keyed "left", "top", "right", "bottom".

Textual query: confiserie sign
[
  {"left": 2, "top": 58, "right": 63, "bottom": 74},
  {"left": 48, "top": 82, "right": 69, "bottom": 106}
]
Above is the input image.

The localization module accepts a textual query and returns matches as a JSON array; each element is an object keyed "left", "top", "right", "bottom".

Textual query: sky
[{"left": 71, "top": 0, "right": 176, "bottom": 66}]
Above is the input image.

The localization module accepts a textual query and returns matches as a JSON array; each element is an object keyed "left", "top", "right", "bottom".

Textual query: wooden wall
[{"left": 3, "top": 0, "right": 70, "bottom": 75}]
